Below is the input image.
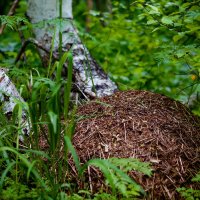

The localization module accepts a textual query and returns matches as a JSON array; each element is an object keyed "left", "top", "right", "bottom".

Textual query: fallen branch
[{"left": 15, "top": 38, "right": 59, "bottom": 64}]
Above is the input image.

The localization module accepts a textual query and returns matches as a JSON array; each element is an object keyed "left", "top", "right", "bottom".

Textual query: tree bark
[
  {"left": 0, "top": 69, "right": 30, "bottom": 137},
  {"left": 0, "top": 0, "right": 117, "bottom": 138},
  {"left": 27, "top": 0, "right": 118, "bottom": 98},
  {"left": 86, "top": 0, "right": 93, "bottom": 31}
]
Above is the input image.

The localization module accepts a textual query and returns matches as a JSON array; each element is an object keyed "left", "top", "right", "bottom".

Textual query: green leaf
[
  {"left": 64, "top": 51, "right": 73, "bottom": 120},
  {"left": 152, "top": 27, "right": 161, "bottom": 32},
  {"left": 173, "top": 33, "right": 185, "bottom": 42},
  {"left": 192, "top": 172, "right": 200, "bottom": 182},
  {"left": 48, "top": 111, "right": 58, "bottom": 134},
  {"left": 0, "top": 161, "right": 16, "bottom": 189},
  {"left": 0, "top": 147, "right": 46, "bottom": 189},
  {"left": 147, "top": 19, "right": 157, "bottom": 25},
  {"left": 161, "top": 16, "right": 173, "bottom": 25},
  {"left": 108, "top": 158, "right": 152, "bottom": 176},
  {"left": 146, "top": 4, "right": 160, "bottom": 15},
  {"left": 80, "top": 158, "right": 146, "bottom": 197},
  {"left": 175, "top": 49, "right": 185, "bottom": 58},
  {"left": 89, "top": 10, "right": 100, "bottom": 16},
  {"left": 64, "top": 136, "right": 81, "bottom": 173},
  {"left": 56, "top": 52, "right": 69, "bottom": 83}
]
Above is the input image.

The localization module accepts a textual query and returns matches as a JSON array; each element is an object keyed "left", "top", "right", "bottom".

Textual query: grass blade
[
  {"left": 0, "top": 146, "right": 47, "bottom": 189},
  {"left": 64, "top": 135, "right": 81, "bottom": 173},
  {"left": 0, "top": 161, "right": 16, "bottom": 189},
  {"left": 64, "top": 51, "right": 73, "bottom": 120}
]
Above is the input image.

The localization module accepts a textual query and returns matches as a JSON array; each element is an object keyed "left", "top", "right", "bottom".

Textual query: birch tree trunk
[
  {"left": 27, "top": 0, "right": 117, "bottom": 98},
  {"left": 0, "top": 0, "right": 117, "bottom": 138},
  {"left": 0, "top": 69, "right": 29, "bottom": 137}
]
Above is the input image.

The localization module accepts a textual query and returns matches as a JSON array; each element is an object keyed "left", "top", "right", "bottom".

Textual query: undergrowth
[
  {"left": 0, "top": 1, "right": 199, "bottom": 199},
  {"left": 0, "top": 63, "right": 152, "bottom": 199},
  {"left": 0, "top": 38, "right": 152, "bottom": 200},
  {"left": 177, "top": 172, "right": 200, "bottom": 200}
]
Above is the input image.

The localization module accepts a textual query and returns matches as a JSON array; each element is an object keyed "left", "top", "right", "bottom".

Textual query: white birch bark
[
  {"left": 27, "top": 0, "right": 117, "bottom": 98},
  {"left": 187, "top": 92, "right": 200, "bottom": 108},
  {"left": 0, "top": 68, "right": 30, "bottom": 137}
]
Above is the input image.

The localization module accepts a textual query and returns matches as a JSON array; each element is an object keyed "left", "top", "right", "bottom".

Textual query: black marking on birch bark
[
  {"left": 17, "top": 36, "right": 118, "bottom": 98},
  {"left": 3, "top": 94, "right": 10, "bottom": 102},
  {"left": 72, "top": 43, "right": 118, "bottom": 97},
  {"left": 5, "top": 111, "right": 12, "bottom": 120}
]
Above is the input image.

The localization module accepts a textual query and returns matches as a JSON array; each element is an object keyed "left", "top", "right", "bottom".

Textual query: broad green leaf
[
  {"left": 161, "top": 16, "right": 173, "bottom": 25},
  {"left": 173, "top": 33, "right": 185, "bottom": 42},
  {"left": 89, "top": 10, "right": 100, "bottom": 16},
  {"left": 175, "top": 49, "right": 185, "bottom": 58},
  {"left": 146, "top": 4, "right": 160, "bottom": 15},
  {"left": 192, "top": 172, "right": 200, "bottom": 182},
  {"left": 147, "top": 19, "right": 157, "bottom": 25}
]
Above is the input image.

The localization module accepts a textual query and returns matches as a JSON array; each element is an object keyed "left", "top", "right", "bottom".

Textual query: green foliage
[
  {"left": 0, "top": 104, "right": 152, "bottom": 199},
  {"left": 108, "top": 157, "right": 152, "bottom": 176},
  {"left": 0, "top": 15, "right": 29, "bottom": 31},
  {"left": 177, "top": 172, "right": 200, "bottom": 200},
  {"left": 192, "top": 172, "right": 200, "bottom": 182},
  {"left": 80, "top": 159, "right": 146, "bottom": 197},
  {"left": 0, "top": 177, "right": 38, "bottom": 200},
  {"left": 65, "top": 135, "right": 151, "bottom": 198},
  {"left": 0, "top": 65, "right": 152, "bottom": 199},
  {"left": 75, "top": 0, "right": 200, "bottom": 115},
  {"left": 1, "top": 0, "right": 199, "bottom": 199},
  {"left": 177, "top": 187, "right": 200, "bottom": 200},
  {"left": 0, "top": 46, "right": 150, "bottom": 200}
]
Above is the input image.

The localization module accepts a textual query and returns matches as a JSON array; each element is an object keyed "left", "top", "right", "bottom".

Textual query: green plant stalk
[
  {"left": 59, "top": 0, "right": 63, "bottom": 59},
  {"left": 64, "top": 135, "right": 81, "bottom": 174},
  {"left": 0, "top": 140, "right": 10, "bottom": 165},
  {"left": 56, "top": 52, "right": 69, "bottom": 83},
  {"left": 39, "top": 85, "right": 48, "bottom": 132},
  {"left": 15, "top": 104, "right": 23, "bottom": 184},
  {"left": 65, "top": 106, "right": 76, "bottom": 139},
  {"left": 53, "top": 0, "right": 63, "bottom": 150},
  {"left": 64, "top": 51, "right": 73, "bottom": 120},
  {"left": 47, "top": 27, "right": 56, "bottom": 78},
  {"left": 63, "top": 106, "right": 77, "bottom": 174},
  {"left": 29, "top": 99, "right": 39, "bottom": 150},
  {"left": 49, "top": 52, "right": 69, "bottom": 153}
]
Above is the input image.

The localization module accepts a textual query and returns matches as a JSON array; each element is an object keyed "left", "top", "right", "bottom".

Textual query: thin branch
[{"left": 15, "top": 38, "right": 59, "bottom": 63}]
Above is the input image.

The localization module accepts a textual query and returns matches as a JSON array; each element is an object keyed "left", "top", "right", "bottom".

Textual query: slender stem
[{"left": 59, "top": 0, "right": 63, "bottom": 59}]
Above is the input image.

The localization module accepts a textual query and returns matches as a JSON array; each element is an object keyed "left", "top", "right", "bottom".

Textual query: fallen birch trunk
[
  {"left": 0, "top": 0, "right": 117, "bottom": 139},
  {"left": 0, "top": 68, "right": 30, "bottom": 137}
]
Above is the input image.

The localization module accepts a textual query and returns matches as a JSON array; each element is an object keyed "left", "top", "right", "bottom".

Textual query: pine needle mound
[{"left": 73, "top": 90, "right": 200, "bottom": 199}]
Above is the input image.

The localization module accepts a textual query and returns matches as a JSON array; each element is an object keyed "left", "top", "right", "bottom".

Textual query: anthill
[{"left": 72, "top": 90, "right": 200, "bottom": 199}]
